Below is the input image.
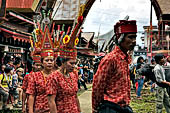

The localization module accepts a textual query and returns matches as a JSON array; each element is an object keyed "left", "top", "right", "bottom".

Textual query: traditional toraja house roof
[
  {"left": 6, "top": 0, "right": 43, "bottom": 12},
  {"left": 81, "top": 32, "right": 94, "bottom": 43},
  {"left": 76, "top": 32, "right": 98, "bottom": 56},
  {"left": 0, "top": 0, "right": 40, "bottom": 44},
  {"left": 77, "top": 47, "right": 97, "bottom": 57},
  {"left": 0, "top": 10, "right": 33, "bottom": 43},
  {"left": 96, "top": 29, "right": 114, "bottom": 52},
  {"left": 0, "top": 0, "right": 58, "bottom": 45},
  {"left": 80, "top": 32, "right": 97, "bottom": 49},
  {"left": 152, "top": 0, "right": 170, "bottom": 20}
]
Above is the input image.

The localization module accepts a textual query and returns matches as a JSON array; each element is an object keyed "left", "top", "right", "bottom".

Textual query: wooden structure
[
  {"left": 0, "top": 0, "right": 97, "bottom": 63},
  {"left": 0, "top": 0, "right": 44, "bottom": 64},
  {"left": 0, "top": 0, "right": 7, "bottom": 22},
  {"left": 151, "top": 0, "right": 170, "bottom": 56}
]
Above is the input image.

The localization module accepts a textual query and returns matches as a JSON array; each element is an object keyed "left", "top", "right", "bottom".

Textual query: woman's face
[
  {"left": 64, "top": 59, "right": 76, "bottom": 73},
  {"left": 42, "top": 56, "right": 54, "bottom": 71}
]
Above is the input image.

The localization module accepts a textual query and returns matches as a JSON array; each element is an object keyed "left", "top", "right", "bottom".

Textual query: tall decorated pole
[{"left": 150, "top": 0, "right": 153, "bottom": 60}]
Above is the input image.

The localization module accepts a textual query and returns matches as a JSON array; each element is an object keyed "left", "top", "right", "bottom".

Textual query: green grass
[
  {"left": 130, "top": 88, "right": 166, "bottom": 113},
  {"left": 0, "top": 110, "right": 22, "bottom": 113}
]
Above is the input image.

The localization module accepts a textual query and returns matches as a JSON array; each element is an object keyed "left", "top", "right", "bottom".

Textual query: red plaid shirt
[
  {"left": 26, "top": 72, "right": 50, "bottom": 113},
  {"left": 46, "top": 70, "right": 80, "bottom": 113},
  {"left": 92, "top": 46, "right": 131, "bottom": 111}
]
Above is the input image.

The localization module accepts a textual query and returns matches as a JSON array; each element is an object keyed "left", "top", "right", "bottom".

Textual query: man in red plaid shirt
[{"left": 92, "top": 20, "right": 137, "bottom": 113}]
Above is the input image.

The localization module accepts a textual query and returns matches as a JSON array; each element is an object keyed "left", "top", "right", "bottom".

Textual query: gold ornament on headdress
[
  {"left": 75, "top": 37, "right": 79, "bottom": 46},
  {"left": 63, "top": 35, "right": 70, "bottom": 44}
]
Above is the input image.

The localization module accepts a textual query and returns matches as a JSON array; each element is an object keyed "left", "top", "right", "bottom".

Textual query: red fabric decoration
[
  {"left": 40, "top": 49, "right": 54, "bottom": 58},
  {"left": 114, "top": 20, "right": 137, "bottom": 39},
  {"left": 32, "top": 55, "right": 41, "bottom": 63},
  {"left": 78, "top": 16, "right": 83, "bottom": 24}
]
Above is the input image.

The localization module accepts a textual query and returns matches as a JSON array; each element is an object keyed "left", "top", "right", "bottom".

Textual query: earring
[{"left": 64, "top": 68, "right": 66, "bottom": 75}]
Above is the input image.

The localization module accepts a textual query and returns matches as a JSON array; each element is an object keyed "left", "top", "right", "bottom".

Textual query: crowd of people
[{"left": 0, "top": 55, "right": 24, "bottom": 109}]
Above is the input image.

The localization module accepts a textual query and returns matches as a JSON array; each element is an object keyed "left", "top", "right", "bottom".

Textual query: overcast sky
[{"left": 82, "top": 0, "right": 158, "bottom": 45}]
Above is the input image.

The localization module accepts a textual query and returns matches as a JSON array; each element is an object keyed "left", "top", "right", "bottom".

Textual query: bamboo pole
[{"left": 150, "top": 0, "right": 153, "bottom": 60}]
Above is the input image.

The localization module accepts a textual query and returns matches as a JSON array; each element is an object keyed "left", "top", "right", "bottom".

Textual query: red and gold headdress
[
  {"left": 32, "top": 54, "right": 41, "bottom": 63},
  {"left": 30, "top": 3, "right": 86, "bottom": 60},
  {"left": 39, "top": 25, "right": 54, "bottom": 58},
  {"left": 58, "top": 16, "right": 83, "bottom": 59},
  {"left": 30, "top": 9, "right": 54, "bottom": 60},
  {"left": 31, "top": 25, "right": 54, "bottom": 58}
]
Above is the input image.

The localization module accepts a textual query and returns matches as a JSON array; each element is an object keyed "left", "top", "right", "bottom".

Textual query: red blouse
[
  {"left": 22, "top": 72, "right": 33, "bottom": 91},
  {"left": 22, "top": 72, "right": 32, "bottom": 112},
  {"left": 92, "top": 46, "right": 132, "bottom": 111},
  {"left": 26, "top": 71, "right": 50, "bottom": 113},
  {"left": 46, "top": 70, "right": 80, "bottom": 113}
]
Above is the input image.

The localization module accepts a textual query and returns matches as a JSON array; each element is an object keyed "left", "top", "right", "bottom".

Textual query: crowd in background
[
  {"left": 76, "top": 57, "right": 95, "bottom": 91},
  {"left": 129, "top": 55, "right": 170, "bottom": 99},
  {"left": 0, "top": 54, "right": 25, "bottom": 109},
  {"left": 0, "top": 52, "right": 169, "bottom": 111}
]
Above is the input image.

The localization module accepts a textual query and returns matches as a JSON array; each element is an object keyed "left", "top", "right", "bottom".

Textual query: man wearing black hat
[{"left": 92, "top": 20, "right": 137, "bottom": 113}]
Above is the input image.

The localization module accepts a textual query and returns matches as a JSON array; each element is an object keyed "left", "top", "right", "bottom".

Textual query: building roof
[
  {"left": 92, "top": 38, "right": 98, "bottom": 44},
  {"left": 81, "top": 32, "right": 94, "bottom": 42},
  {"left": 152, "top": 0, "right": 170, "bottom": 20},
  {"left": 156, "top": 0, "right": 170, "bottom": 14},
  {"left": 6, "top": 0, "right": 42, "bottom": 12},
  {"left": 97, "top": 29, "right": 114, "bottom": 51}
]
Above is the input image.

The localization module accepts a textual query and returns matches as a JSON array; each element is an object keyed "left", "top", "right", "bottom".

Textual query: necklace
[
  {"left": 65, "top": 73, "right": 70, "bottom": 77},
  {"left": 63, "top": 73, "right": 74, "bottom": 88},
  {"left": 41, "top": 71, "right": 47, "bottom": 85}
]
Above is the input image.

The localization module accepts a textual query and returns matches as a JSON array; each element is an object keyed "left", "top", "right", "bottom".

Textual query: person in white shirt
[{"left": 154, "top": 54, "right": 170, "bottom": 113}]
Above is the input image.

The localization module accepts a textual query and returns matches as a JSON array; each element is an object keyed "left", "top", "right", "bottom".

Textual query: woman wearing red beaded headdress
[
  {"left": 45, "top": 12, "right": 84, "bottom": 113},
  {"left": 26, "top": 25, "right": 55, "bottom": 113}
]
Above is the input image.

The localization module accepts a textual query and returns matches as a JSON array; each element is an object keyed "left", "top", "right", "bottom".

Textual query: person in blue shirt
[{"left": 78, "top": 64, "right": 87, "bottom": 90}]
